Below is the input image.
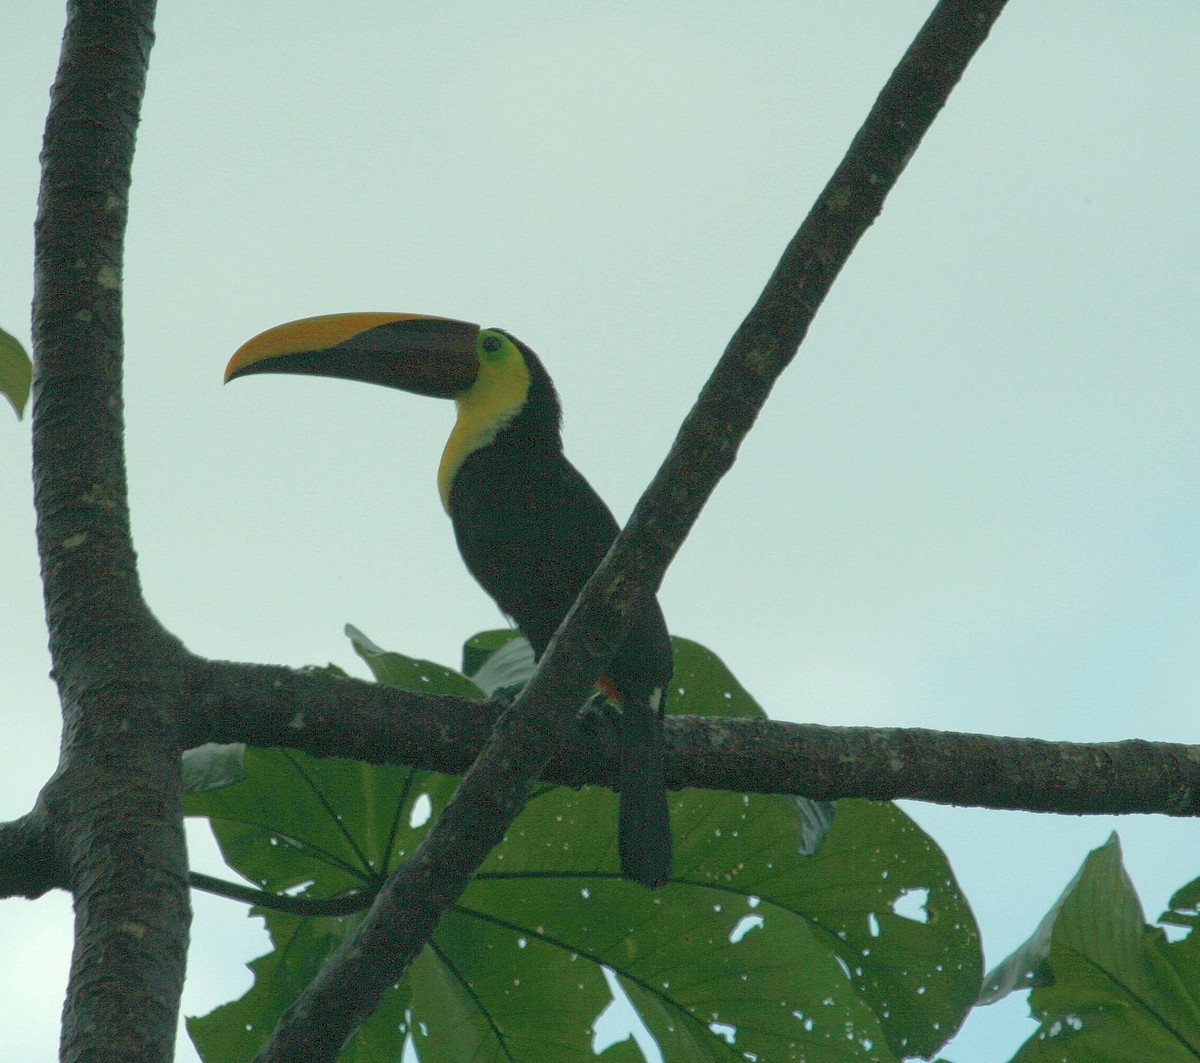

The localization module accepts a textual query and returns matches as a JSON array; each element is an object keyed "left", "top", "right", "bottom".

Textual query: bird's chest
[{"left": 446, "top": 455, "right": 617, "bottom": 646}]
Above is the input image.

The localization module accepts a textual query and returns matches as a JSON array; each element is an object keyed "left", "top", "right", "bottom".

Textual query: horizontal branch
[
  {"left": 187, "top": 657, "right": 497, "bottom": 773},
  {"left": 189, "top": 657, "right": 1200, "bottom": 818},
  {"left": 673, "top": 720, "right": 1200, "bottom": 817},
  {"left": 0, "top": 809, "right": 65, "bottom": 899}
]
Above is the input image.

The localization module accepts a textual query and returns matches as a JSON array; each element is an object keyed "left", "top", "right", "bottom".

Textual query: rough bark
[
  {"left": 29, "top": 2, "right": 193, "bottom": 1060},
  {"left": 182, "top": 656, "right": 1200, "bottom": 816}
]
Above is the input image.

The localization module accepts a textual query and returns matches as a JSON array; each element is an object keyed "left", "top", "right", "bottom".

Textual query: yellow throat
[{"left": 437, "top": 332, "right": 531, "bottom": 511}]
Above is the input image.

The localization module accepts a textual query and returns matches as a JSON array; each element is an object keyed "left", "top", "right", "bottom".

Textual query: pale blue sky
[{"left": 3, "top": 3, "right": 1199, "bottom": 1060}]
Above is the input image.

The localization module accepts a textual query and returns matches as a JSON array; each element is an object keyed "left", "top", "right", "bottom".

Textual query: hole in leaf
[
  {"left": 409, "top": 793, "right": 432, "bottom": 828},
  {"left": 892, "top": 887, "right": 929, "bottom": 924},
  {"left": 729, "top": 915, "right": 764, "bottom": 943},
  {"left": 710, "top": 1022, "right": 736, "bottom": 1044}
]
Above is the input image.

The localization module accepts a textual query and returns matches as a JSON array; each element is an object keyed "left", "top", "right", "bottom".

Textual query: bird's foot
[{"left": 576, "top": 691, "right": 622, "bottom": 735}]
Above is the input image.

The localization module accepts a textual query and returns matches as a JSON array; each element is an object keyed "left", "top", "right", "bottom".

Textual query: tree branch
[
  {"left": 671, "top": 720, "right": 1200, "bottom": 816},
  {"left": 30, "top": 2, "right": 193, "bottom": 1061},
  {"left": 190, "top": 657, "right": 1200, "bottom": 816},
  {"left": 0, "top": 809, "right": 65, "bottom": 899},
  {"left": 256, "top": 2, "right": 1011, "bottom": 1058},
  {"left": 187, "top": 658, "right": 499, "bottom": 772}
]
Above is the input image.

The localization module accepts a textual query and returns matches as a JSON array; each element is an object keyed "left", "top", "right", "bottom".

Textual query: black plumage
[{"left": 446, "top": 335, "right": 673, "bottom": 888}]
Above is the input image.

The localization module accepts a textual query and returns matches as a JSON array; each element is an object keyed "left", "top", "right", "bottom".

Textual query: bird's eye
[{"left": 481, "top": 335, "right": 502, "bottom": 354}]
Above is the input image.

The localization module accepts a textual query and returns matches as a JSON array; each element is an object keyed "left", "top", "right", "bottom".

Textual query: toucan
[{"left": 225, "top": 313, "right": 674, "bottom": 888}]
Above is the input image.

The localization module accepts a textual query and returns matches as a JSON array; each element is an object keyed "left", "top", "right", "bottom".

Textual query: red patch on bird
[{"left": 597, "top": 675, "right": 623, "bottom": 705}]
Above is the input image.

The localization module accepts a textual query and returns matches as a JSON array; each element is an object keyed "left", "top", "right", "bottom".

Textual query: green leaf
[
  {"left": 410, "top": 911, "right": 612, "bottom": 1063},
  {"left": 463, "top": 801, "right": 906, "bottom": 1061},
  {"left": 669, "top": 635, "right": 837, "bottom": 854},
  {"left": 467, "top": 632, "right": 534, "bottom": 695},
  {"left": 187, "top": 742, "right": 463, "bottom": 900},
  {"left": 346, "top": 623, "right": 483, "bottom": 698},
  {"left": 462, "top": 628, "right": 525, "bottom": 679},
  {"left": 0, "top": 326, "right": 32, "bottom": 420},
  {"left": 1161, "top": 875, "right": 1200, "bottom": 935},
  {"left": 188, "top": 633, "right": 981, "bottom": 1062},
  {"left": 980, "top": 845, "right": 1091, "bottom": 1005},
  {"left": 1001, "top": 834, "right": 1200, "bottom": 1061},
  {"left": 187, "top": 909, "right": 392, "bottom": 1062},
  {"left": 668, "top": 635, "right": 764, "bottom": 720},
  {"left": 182, "top": 743, "right": 247, "bottom": 795},
  {"left": 594, "top": 1029, "right": 645, "bottom": 1062}
]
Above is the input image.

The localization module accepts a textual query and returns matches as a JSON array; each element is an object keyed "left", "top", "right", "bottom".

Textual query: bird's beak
[{"left": 225, "top": 313, "right": 480, "bottom": 399}]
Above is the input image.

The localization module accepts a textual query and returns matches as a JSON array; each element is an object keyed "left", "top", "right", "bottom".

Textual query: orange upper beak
[{"left": 225, "top": 313, "right": 480, "bottom": 399}]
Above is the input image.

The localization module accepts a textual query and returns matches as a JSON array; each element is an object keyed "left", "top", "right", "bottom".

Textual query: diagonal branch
[{"left": 256, "top": 1, "right": 1011, "bottom": 1058}]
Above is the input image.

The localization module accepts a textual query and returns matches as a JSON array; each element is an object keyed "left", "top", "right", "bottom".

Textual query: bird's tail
[{"left": 618, "top": 689, "right": 673, "bottom": 889}]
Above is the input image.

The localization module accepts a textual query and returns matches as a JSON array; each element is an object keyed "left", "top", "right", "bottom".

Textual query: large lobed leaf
[
  {"left": 187, "top": 631, "right": 981, "bottom": 1062},
  {"left": 986, "top": 834, "right": 1200, "bottom": 1061}
]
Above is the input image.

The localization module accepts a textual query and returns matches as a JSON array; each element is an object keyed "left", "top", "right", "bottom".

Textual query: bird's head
[{"left": 226, "top": 312, "right": 561, "bottom": 506}]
